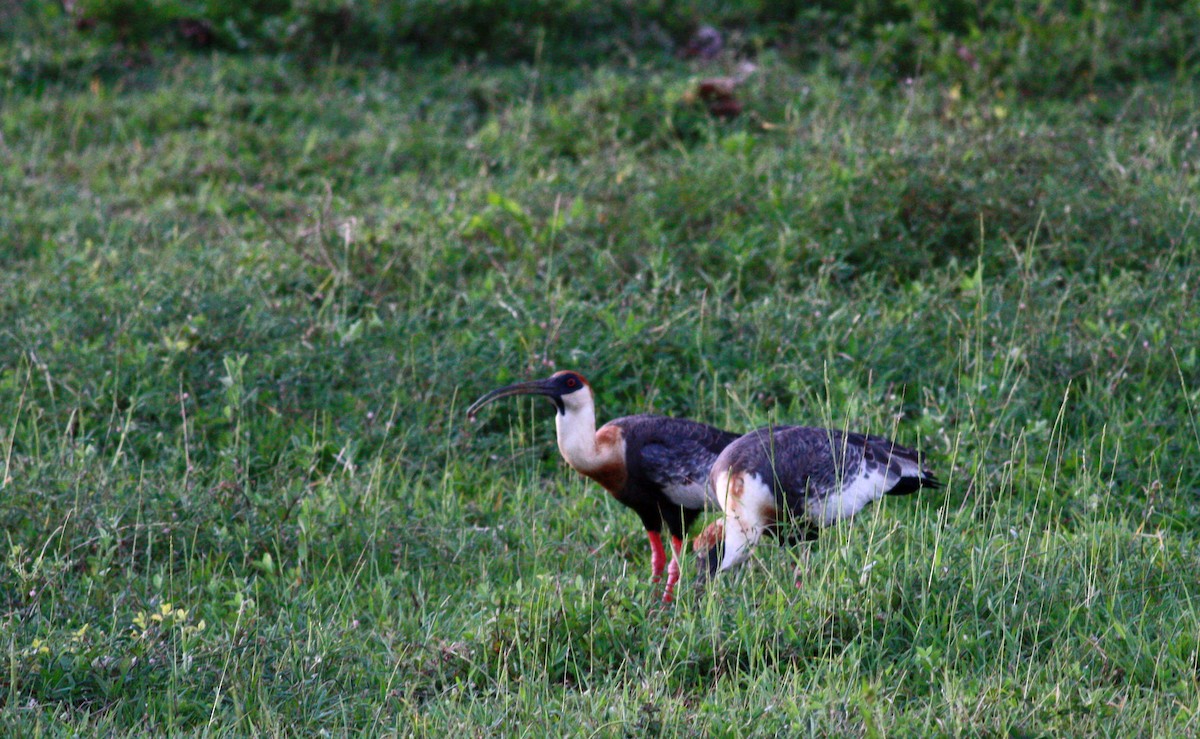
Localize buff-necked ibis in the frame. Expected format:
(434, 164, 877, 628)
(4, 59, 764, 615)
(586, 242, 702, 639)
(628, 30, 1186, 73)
(696, 425, 939, 581)
(467, 370, 740, 601)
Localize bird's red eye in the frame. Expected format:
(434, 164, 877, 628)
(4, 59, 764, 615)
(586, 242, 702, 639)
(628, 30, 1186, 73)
(566, 378, 577, 387)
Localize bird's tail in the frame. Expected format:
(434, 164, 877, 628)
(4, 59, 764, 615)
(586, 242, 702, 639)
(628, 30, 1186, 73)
(886, 468, 941, 496)
(860, 434, 940, 497)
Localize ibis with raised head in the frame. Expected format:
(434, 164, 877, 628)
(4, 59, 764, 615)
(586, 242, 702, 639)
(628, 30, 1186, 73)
(467, 370, 740, 601)
(696, 425, 940, 581)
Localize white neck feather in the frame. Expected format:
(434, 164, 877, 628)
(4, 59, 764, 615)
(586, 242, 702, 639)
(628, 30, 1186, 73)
(554, 389, 603, 472)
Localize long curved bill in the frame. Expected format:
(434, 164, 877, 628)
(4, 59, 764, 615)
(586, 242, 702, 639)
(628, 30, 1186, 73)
(466, 378, 560, 419)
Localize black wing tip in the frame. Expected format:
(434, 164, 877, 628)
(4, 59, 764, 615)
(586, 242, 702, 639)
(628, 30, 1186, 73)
(885, 471, 942, 496)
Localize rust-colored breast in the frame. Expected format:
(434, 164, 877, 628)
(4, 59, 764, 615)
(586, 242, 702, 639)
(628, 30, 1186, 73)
(729, 473, 745, 500)
(693, 519, 725, 551)
(758, 500, 779, 527)
(584, 425, 628, 495)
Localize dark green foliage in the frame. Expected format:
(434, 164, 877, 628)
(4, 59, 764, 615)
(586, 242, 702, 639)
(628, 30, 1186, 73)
(2, 9, 1200, 736)
(5, 1, 1198, 97)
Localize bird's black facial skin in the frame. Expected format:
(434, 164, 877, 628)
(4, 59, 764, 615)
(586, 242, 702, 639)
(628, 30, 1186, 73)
(553, 372, 584, 396)
(695, 539, 723, 583)
(466, 372, 586, 418)
(705, 542, 723, 577)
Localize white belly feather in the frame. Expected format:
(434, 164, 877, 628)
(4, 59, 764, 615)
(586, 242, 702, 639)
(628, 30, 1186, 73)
(810, 461, 897, 526)
(662, 481, 713, 510)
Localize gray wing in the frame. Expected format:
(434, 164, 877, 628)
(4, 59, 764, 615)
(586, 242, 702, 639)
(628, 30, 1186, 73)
(639, 437, 723, 489)
(615, 415, 740, 510)
(772, 427, 864, 498)
(719, 426, 936, 518)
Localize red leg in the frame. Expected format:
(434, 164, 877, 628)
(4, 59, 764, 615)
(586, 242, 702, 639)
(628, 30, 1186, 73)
(662, 536, 684, 603)
(647, 530, 667, 582)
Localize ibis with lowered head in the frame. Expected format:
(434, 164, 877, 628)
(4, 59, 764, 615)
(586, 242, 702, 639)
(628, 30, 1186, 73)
(695, 425, 940, 581)
(467, 370, 740, 602)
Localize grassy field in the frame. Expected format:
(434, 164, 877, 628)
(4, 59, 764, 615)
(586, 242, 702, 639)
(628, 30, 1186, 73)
(3, 3, 1200, 735)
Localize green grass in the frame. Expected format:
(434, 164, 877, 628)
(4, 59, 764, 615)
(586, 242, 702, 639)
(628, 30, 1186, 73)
(3, 7, 1200, 735)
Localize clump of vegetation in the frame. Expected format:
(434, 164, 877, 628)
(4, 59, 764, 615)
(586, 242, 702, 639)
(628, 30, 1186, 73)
(5, 1, 1198, 95)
